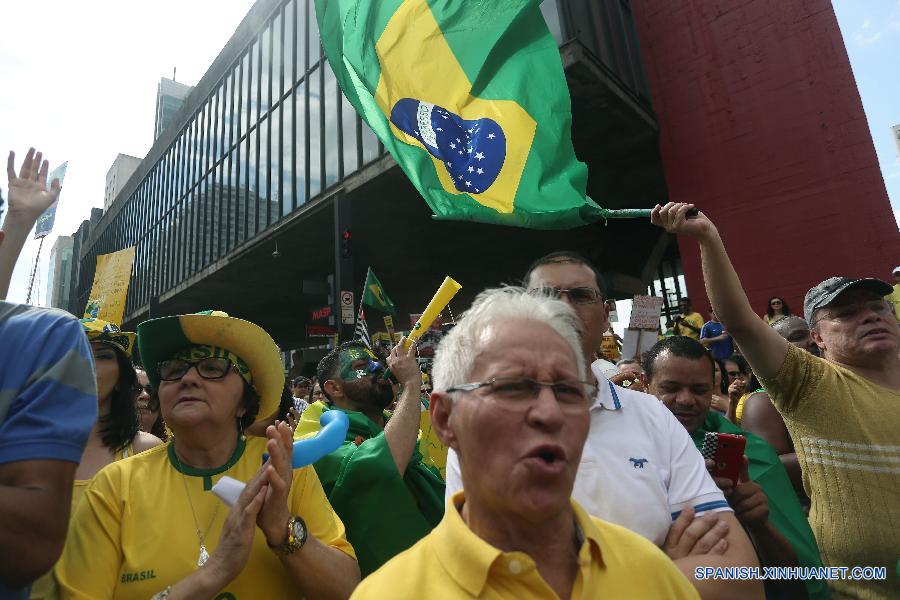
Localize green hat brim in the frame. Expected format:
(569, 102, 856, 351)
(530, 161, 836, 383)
(137, 313, 282, 424)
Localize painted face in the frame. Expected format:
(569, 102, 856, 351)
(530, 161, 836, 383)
(337, 346, 394, 410)
(338, 347, 384, 381)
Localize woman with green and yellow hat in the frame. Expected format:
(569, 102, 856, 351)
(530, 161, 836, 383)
(75, 318, 162, 477)
(30, 318, 161, 600)
(55, 311, 359, 599)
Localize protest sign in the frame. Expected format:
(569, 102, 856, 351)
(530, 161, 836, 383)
(83, 246, 136, 325)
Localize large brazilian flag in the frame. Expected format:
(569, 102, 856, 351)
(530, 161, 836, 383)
(314, 0, 608, 229)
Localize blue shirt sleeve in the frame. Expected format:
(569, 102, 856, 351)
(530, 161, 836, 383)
(0, 305, 97, 465)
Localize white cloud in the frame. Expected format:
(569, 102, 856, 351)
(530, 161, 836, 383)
(0, 0, 256, 305)
(854, 30, 882, 46)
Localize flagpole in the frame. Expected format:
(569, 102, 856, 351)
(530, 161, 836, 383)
(25, 237, 46, 305)
(352, 267, 371, 347)
(597, 207, 699, 220)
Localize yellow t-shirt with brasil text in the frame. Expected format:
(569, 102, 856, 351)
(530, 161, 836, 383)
(759, 344, 900, 600)
(55, 437, 355, 599)
(350, 492, 699, 600)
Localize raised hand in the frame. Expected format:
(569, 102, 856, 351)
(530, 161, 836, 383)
(388, 336, 421, 387)
(7, 148, 61, 218)
(650, 202, 716, 241)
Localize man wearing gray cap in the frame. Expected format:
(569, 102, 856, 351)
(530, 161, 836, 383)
(653, 202, 900, 600)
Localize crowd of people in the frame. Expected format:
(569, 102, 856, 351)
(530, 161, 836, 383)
(1, 146, 898, 600)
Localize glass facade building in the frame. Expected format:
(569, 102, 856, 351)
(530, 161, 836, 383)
(75, 0, 656, 336)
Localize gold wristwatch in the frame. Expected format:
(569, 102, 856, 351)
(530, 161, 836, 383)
(270, 515, 308, 555)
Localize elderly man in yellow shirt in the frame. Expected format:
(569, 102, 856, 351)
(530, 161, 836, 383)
(351, 288, 701, 600)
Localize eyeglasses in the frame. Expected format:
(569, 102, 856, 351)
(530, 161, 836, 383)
(770, 301, 783, 305)
(814, 300, 892, 324)
(158, 357, 234, 381)
(131, 384, 153, 394)
(446, 376, 597, 411)
(529, 286, 602, 305)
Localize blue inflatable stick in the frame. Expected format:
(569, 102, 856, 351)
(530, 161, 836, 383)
(217, 412, 351, 508)
(291, 410, 350, 468)
(262, 410, 350, 468)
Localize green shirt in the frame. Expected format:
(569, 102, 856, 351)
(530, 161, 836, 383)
(691, 412, 828, 600)
(310, 403, 446, 576)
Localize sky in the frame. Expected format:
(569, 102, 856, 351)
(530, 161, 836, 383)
(1, 1, 898, 311)
(0, 0, 257, 304)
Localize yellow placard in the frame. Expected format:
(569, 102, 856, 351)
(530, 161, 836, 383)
(383, 315, 397, 344)
(83, 247, 136, 325)
(601, 333, 621, 361)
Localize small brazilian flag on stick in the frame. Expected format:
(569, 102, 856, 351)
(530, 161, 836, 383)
(361, 267, 395, 314)
(314, 0, 617, 230)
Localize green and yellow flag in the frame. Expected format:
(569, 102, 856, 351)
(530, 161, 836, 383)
(314, 0, 606, 229)
(361, 267, 395, 313)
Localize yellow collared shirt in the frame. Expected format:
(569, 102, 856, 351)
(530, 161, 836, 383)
(351, 492, 698, 599)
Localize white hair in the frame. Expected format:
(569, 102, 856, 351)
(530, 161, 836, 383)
(432, 286, 585, 392)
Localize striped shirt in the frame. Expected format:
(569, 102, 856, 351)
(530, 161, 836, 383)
(759, 343, 900, 600)
(0, 302, 97, 465)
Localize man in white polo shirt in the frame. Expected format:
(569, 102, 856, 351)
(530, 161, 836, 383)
(446, 252, 761, 598)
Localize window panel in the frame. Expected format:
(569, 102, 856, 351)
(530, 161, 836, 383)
(323, 60, 339, 187)
(341, 91, 359, 175)
(308, 65, 321, 197)
(361, 120, 379, 165)
(234, 142, 247, 245)
(295, 79, 307, 208)
(261, 25, 272, 117)
(258, 115, 269, 229)
(248, 126, 258, 235)
(308, 0, 320, 66)
(213, 88, 221, 164)
(241, 52, 251, 137)
(223, 148, 235, 251)
(272, 12, 283, 104)
(248, 41, 259, 128)
(269, 105, 281, 221)
(283, 90, 295, 214)
(284, 0, 296, 95)
(223, 75, 232, 154)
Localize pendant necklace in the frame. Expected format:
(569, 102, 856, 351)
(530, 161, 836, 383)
(176, 453, 221, 567)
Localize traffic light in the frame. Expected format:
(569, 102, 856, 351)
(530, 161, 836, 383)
(341, 228, 352, 259)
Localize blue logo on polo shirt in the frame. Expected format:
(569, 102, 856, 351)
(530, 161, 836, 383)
(629, 457, 648, 469)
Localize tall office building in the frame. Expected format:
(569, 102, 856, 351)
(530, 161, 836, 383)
(104, 154, 142, 210)
(154, 77, 194, 140)
(46, 235, 74, 310)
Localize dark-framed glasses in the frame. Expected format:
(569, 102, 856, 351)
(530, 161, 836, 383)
(131, 384, 153, 395)
(158, 357, 233, 381)
(529, 286, 602, 305)
(447, 376, 597, 410)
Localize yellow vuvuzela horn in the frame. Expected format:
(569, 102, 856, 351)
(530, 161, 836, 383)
(403, 276, 462, 351)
